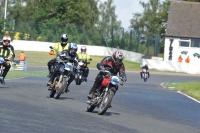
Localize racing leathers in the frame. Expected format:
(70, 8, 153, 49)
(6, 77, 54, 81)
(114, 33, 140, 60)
(87, 56, 127, 99)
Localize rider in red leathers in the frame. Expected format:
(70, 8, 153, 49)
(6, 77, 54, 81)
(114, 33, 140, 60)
(87, 50, 127, 99)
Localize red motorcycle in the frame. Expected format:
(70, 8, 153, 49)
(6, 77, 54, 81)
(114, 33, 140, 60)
(86, 70, 122, 115)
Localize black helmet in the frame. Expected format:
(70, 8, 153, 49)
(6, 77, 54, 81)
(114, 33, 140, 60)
(60, 34, 68, 47)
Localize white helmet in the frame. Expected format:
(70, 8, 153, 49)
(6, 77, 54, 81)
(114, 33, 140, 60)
(3, 35, 11, 47)
(81, 46, 87, 54)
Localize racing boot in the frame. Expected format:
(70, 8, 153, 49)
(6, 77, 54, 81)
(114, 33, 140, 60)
(87, 92, 94, 100)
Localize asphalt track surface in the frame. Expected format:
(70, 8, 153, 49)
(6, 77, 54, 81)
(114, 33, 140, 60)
(0, 67, 200, 133)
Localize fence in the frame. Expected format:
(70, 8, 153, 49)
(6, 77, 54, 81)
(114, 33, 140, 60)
(2, 21, 161, 56)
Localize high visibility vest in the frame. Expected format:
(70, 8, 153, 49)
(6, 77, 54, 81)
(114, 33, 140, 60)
(77, 52, 91, 62)
(178, 57, 183, 62)
(19, 53, 26, 61)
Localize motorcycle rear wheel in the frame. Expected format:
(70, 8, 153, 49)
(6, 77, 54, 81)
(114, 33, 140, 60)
(98, 90, 114, 115)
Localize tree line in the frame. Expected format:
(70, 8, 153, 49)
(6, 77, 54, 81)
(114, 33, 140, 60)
(0, 0, 198, 55)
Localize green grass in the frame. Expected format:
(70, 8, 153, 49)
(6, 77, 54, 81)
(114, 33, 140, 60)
(14, 50, 141, 71)
(166, 82, 200, 101)
(7, 70, 48, 79)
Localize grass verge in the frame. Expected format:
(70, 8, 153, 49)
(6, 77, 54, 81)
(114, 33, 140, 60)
(14, 50, 141, 71)
(7, 70, 48, 79)
(165, 82, 200, 101)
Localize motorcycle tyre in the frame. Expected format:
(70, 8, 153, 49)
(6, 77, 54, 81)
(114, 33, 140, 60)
(76, 73, 82, 85)
(86, 105, 95, 112)
(98, 90, 114, 115)
(49, 89, 56, 98)
(55, 77, 67, 99)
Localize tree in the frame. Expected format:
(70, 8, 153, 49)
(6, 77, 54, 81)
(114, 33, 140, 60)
(130, 0, 170, 54)
(98, 0, 121, 47)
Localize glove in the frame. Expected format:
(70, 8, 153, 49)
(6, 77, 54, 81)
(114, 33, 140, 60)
(121, 77, 127, 82)
(120, 81, 124, 86)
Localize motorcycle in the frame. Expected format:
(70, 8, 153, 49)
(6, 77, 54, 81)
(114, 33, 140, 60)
(48, 46, 73, 99)
(75, 58, 92, 85)
(86, 70, 122, 115)
(0, 56, 5, 84)
(141, 69, 148, 82)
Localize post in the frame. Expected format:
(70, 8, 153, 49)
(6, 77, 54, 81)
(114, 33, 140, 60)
(121, 28, 124, 49)
(4, 0, 7, 30)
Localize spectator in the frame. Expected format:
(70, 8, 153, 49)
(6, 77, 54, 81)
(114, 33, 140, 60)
(178, 55, 183, 62)
(185, 56, 190, 63)
(18, 51, 26, 61)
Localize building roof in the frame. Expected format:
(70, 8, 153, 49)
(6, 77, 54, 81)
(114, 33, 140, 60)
(165, 1, 200, 38)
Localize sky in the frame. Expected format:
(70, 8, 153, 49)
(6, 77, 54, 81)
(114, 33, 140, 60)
(99, 0, 151, 29)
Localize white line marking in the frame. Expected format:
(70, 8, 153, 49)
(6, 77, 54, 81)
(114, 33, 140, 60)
(160, 82, 166, 88)
(177, 91, 200, 104)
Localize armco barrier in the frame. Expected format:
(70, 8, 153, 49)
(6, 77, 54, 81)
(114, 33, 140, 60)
(11, 40, 144, 63)
(11, 40, 200, 74)
(141, 58, 200, 74)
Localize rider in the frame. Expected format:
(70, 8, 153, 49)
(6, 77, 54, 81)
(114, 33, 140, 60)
(77, 46, 91, 82)
(0, 35, 14, 84)
(0, 35, 15, 59)
(140, 64, 150, 78)
(47, 34, 69, 78)
(48, 43, 79, 92)
(87, 50, 127, 99)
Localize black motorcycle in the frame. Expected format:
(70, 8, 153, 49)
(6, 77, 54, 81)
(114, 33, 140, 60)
(48, 46, 73, 99)
(141, 69, 148, 82)
(86, 70, 122, 115)
(75, 58, 92, 85)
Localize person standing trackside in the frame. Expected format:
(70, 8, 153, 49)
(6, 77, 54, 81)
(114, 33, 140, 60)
(18, 51, 26, 61)
(178, 55, 183, 63)
(185, 56, 190, 63)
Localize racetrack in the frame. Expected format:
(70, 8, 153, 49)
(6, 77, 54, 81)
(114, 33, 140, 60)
(0, 68, 200, 133)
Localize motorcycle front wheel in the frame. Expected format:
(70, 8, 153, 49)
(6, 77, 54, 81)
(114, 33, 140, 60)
(86, 105, 95, 112)
(75, 73, 82, 85)
(55, 77, 67, 99)
(98, 90, 114, 115)
(49, 89, 56, 98)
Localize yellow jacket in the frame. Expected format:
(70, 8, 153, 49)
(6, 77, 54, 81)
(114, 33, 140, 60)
(49, 43, 69, 55)
(53, 42, 69, 52)
(77, 52, 91, 62)
(0, 46, 13, 59)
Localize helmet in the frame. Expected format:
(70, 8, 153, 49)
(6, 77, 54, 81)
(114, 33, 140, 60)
(68, 43, 78, 56)
(81, 46, 87, 54)
(112, 50, 124, 65)
(3, 35, 11, 47)
(60, 34, 68, 46)
(145, 64, 148, 67)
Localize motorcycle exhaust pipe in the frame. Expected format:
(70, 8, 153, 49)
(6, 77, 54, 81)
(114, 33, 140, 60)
(0, 76, 3, 81)
(86, 100, 92, 104)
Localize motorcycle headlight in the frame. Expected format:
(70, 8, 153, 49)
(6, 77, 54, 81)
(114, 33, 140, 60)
(78, 62, 84, 66)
